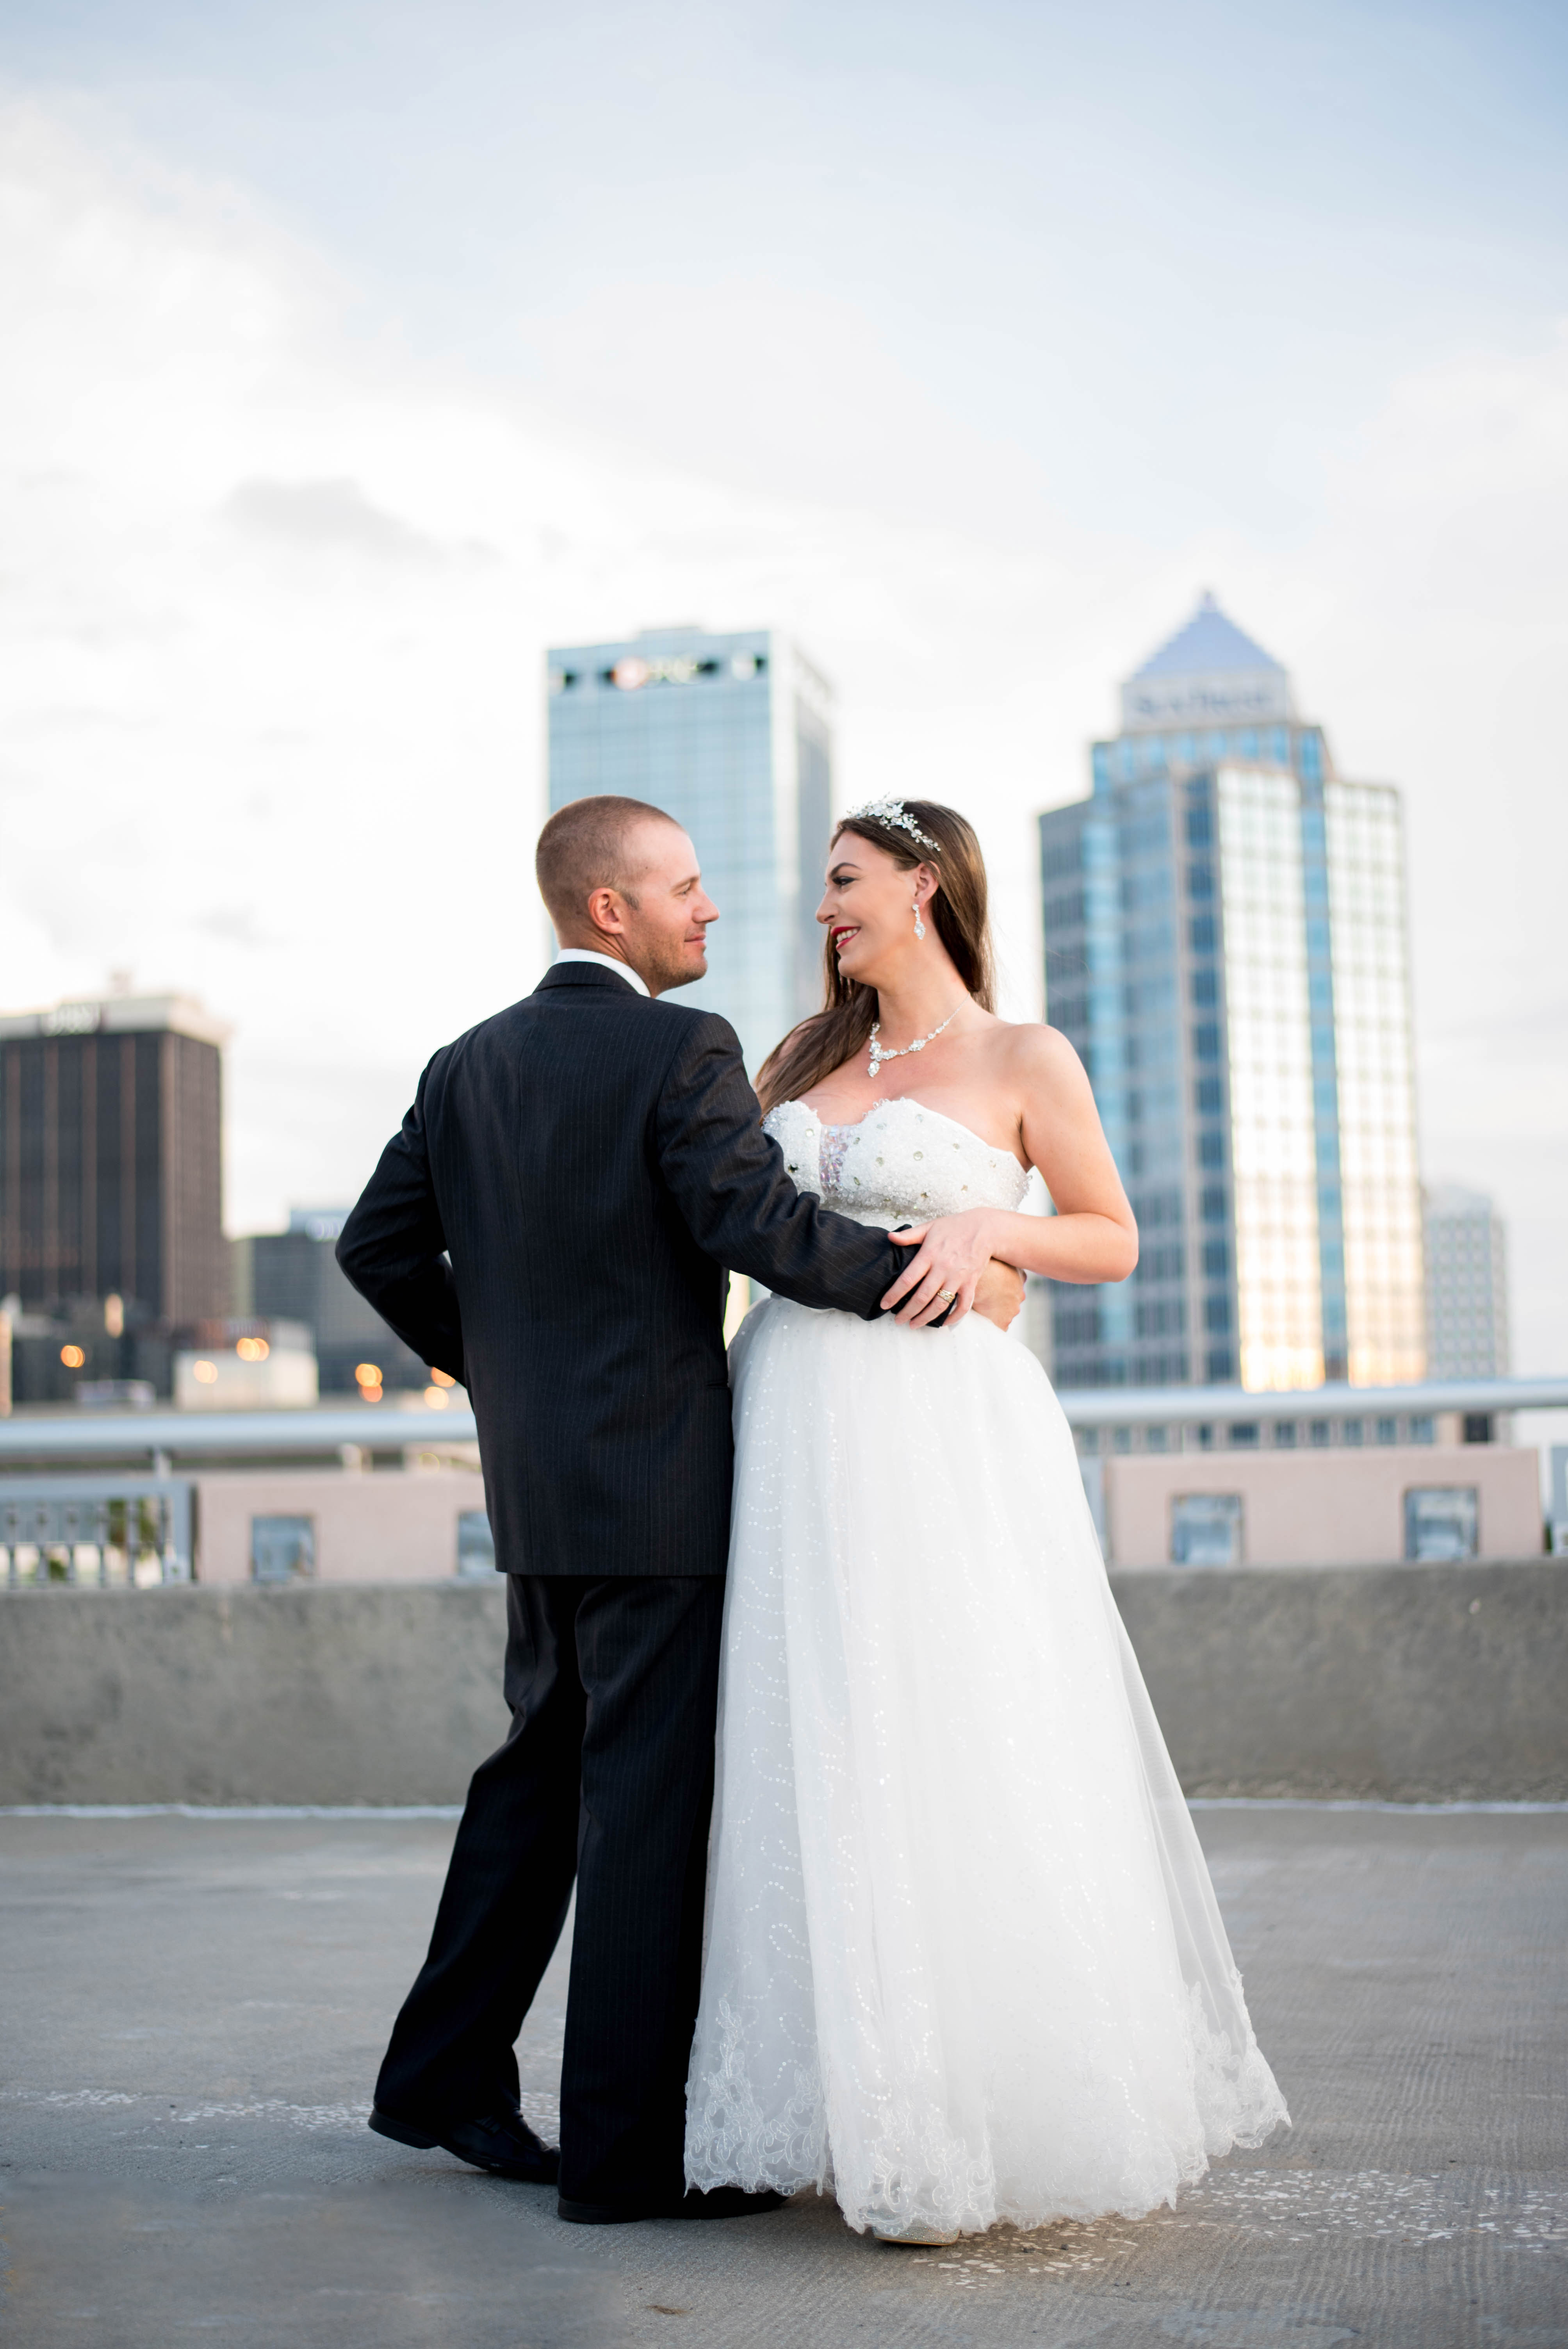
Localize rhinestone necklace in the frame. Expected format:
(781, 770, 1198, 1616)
(867, 1008, 959, 1080)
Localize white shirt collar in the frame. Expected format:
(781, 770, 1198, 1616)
(553, 948, 651, 998)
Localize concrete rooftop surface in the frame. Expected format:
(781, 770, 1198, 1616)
(1, 1806, 1564, 2349)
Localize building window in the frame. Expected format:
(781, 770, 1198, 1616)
(1190, 968, 1218, 1007)
(1275, 1422, 1297, 1447)
(1187, 864, 1214, 902)
(1199, 1131, 1225, 1168)
(1205, 1346, 1235, 1381)
(1194, 1076, 1223, 1115)
(1376, 1418, 1398, 1445)
(1055, 1305, 1100, 1347)
(1409, 1416, 1435, 1445)
(1342, 1420, 1363, 1446)
(1310, 1421, 1331, 1447)
(456, 1510, 495, 1579)
(1171, 1493, 1243, 1568)
(251, 1515, 315, 1585)
(1192, 1022, 1221, 1062)
(1204, 1292, 1231, 1330)
(1404, 1487, 1478, 1562)
(1230, 1423, 1259, 1447)
(1184, 804, 1213, 848)
(1201, 1187, 1227, 1223)
(1189, 915, 1216, 954)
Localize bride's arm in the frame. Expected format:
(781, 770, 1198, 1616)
(885, 1027, 1137, 1324)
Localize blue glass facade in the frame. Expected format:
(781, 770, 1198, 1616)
(1041, 600, 1423, 1393)
(547, 627, 833, 1072)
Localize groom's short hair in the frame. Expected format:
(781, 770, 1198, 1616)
(536, 795, 680, 929)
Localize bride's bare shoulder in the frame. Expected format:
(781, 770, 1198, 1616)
(990, 1018, 1092, 1093)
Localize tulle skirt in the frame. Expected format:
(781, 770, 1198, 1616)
(684, 1294, 1288, 2237)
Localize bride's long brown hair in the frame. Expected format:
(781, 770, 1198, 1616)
(755, 799, 996, 1114)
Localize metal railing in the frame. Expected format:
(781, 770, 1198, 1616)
(1056, 1374, 1568, 1430)
(0, 1377, 1564, 1471)
(0, 1476, 194, 1588)
(0, 1403, 478, 1465)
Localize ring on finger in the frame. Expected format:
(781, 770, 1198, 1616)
(936, 1287, 957, 1303)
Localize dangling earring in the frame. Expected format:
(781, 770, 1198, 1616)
(912, 897, 927, 941)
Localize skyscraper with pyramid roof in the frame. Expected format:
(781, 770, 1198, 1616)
(1039, 594, 1426, 1397)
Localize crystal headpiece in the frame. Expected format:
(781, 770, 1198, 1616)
(840, 796, 941, 854)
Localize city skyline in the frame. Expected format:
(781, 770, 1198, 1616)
(0, 6, 1561, 1381)
(0, 572, 1526, 1408)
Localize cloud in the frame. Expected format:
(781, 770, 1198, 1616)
(193, 905, 269, 949)
(222, 476, 447, 563)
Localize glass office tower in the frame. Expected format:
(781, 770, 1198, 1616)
(1039, 593, 1426, 1392)
(547, 626, 834, 1072)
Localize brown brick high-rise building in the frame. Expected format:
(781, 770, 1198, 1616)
(0, 992, 229, 1323)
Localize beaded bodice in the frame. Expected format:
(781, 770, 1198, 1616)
(765, 1096, 1031, 1227)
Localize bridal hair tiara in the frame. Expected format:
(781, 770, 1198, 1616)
(840, 797, 942, 854)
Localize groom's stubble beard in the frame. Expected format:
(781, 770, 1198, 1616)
(614, 895, 711, 996)
(638, 932, 711, 995)
(614, 897, 711, 996)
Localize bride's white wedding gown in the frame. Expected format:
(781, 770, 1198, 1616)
(684, 1095, 1288, 2238)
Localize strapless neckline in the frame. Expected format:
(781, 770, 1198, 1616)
(790, 1094, 1028, 1174)
(767, 1094, 1031, 1224)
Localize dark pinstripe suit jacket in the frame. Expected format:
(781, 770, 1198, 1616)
(336, 961, 906, 1578)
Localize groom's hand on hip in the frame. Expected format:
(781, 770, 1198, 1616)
(973, 1257, 1027, 1331)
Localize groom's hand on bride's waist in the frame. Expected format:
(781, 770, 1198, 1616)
(882, 1217, 1025, 1332)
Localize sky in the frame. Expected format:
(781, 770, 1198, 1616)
(0, 0, 1565, 1371)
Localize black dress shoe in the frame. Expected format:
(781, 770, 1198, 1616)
(557, 2185, 787, 2226)
(369, 2103, 559, 2183)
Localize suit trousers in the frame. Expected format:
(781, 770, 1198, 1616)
(373, 1572, 726, 2206)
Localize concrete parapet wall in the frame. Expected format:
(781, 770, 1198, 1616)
(0, 1582, 509, 1807)
(1, 1563, 1563, 1806)
(1111, 1560, 1566, 1800)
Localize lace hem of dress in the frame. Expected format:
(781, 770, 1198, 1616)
(684, 1981, 1289, 2237)
(684, 1998, 831, 2196)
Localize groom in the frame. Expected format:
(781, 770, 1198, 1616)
(337, 793, 1021, 2224)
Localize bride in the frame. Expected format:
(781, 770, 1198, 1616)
(684, 795, 1288, 2243)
